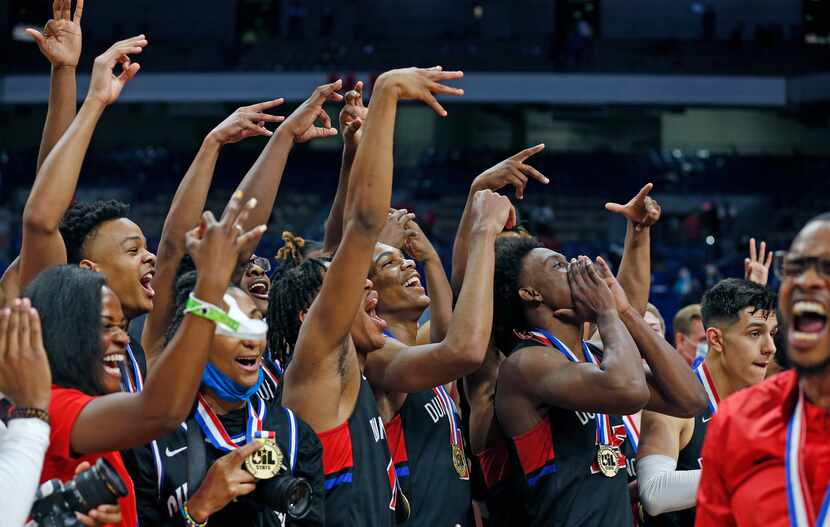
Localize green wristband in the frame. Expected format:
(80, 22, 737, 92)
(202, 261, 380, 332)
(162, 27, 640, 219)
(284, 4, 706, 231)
(184, 293, 239, 331)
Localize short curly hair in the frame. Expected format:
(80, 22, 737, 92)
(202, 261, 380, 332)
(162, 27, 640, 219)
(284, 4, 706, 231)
(493, 236, 543, 355)
(59, 200, 130, 264)
(701, 278, 777, 330)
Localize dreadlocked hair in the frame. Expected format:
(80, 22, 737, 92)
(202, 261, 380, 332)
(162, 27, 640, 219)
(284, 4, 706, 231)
(267, 257, 327, 367)
(493, 236, 543, 356)
(276, 231, 306, 266)
(59, 200, 130, 263)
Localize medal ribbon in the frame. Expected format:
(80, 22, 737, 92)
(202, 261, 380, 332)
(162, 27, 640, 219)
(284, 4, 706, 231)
(434, 384, 468, 479)
(195, 393, 268, 452)
(621, 414, 639, 454)
(529, 329, 613, 446)
(120, 344, 145, 394)
(786, 387, 830, 527)
(693, 362, 720, 416)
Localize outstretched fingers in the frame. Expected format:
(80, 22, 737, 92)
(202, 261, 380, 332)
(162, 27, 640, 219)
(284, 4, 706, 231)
(247, 98, 284, 113)
(73, 0, 84, 23)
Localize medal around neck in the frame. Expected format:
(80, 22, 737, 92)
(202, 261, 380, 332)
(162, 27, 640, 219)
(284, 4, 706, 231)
(452, 445, 468, 478)
(596, 445, 620, 478)
(245, 438, 284, 480)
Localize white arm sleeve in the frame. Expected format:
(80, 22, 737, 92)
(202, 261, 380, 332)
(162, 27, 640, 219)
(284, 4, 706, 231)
(637, 454, 701, 517)
(0, 418, 50, 527)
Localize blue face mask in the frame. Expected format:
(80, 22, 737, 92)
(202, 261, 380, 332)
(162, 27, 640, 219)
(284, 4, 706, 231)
(201, 361, 263, 402)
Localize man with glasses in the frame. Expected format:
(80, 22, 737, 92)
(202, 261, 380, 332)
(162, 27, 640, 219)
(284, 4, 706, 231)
(696, 212, 830, 526)
(636, 278, 777, 526)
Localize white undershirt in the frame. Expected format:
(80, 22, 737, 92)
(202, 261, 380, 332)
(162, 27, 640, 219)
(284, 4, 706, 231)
(0, 418, 50, 527)
(637, 454, 701, 516)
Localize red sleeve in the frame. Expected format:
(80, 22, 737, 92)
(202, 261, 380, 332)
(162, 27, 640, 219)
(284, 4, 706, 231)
(695, 408, 737, 527)
(48, 387, 94, 462)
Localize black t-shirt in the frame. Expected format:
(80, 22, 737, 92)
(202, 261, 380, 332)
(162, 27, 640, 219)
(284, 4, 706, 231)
(386, 388, 472, 526)
(128, 395, 325, 526)
(317, 376, 396, 527)
(504, 338, 634, 527)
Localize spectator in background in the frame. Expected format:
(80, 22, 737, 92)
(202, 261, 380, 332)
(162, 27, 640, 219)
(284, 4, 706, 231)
(645, 303, 666, 337)
(674, 304, 707, 365)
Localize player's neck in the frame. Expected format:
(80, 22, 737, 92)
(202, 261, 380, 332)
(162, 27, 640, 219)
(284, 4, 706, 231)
(383, 313, 419, 346)
(534, 316, 583, 358)
(201, 387, 246, 415)
(801, 369, 830, 410)
(703, 354, 742, 399)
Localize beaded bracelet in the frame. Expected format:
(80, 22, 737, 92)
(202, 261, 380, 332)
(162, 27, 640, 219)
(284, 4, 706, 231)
(9, 407, 50, 425)
(181, 502, 208, 527)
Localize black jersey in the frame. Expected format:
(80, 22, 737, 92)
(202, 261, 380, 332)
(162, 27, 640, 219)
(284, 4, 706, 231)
(318, 376, 396, 527)
(504, 336, 633, 527)
(385, 388, 472, 527)
(129, 394, 325, 526)
(474, 433, 531, 526)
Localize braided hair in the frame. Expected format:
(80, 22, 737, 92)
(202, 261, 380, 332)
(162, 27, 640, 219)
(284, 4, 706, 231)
(59, 200, 130, 263)
(493, 236, 543, 355)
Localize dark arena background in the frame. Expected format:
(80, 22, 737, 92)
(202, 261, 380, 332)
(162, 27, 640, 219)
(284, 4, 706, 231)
(2, 0, 829, 336)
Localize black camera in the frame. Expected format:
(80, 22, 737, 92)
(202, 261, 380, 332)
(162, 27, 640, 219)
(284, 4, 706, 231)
(256, 474, 312, 520)
(30, 458, 127, 527)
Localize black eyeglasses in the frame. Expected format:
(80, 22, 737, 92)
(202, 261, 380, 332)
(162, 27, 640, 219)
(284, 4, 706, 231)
(243, 255, 272, 274)
(773, 251, 830, 280)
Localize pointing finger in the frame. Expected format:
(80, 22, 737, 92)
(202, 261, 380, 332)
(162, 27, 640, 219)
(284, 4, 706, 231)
(511, 143, 546, 162)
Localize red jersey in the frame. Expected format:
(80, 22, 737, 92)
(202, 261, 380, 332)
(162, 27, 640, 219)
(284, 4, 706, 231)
(696, 370, 830, 527)
(41, 387, 137, 527)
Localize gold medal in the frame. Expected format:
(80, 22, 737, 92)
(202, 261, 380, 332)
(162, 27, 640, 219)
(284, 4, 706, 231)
(244, 438, 284, 480)
(596, 444, 620, 478)
(452, 445, 468, 478)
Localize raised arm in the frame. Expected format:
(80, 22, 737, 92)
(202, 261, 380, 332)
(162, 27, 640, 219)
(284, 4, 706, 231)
(19, 36, 148, 288)
(285, 68, 463, 427)
(404, 218, 453, 342)
(323, 81, 366, 254)
(69, 194, 267, 454)
(595, 258, 707, 417)
(365, 190, 513, 393)
(229, 80, 343, 242)
(450, 145, 547, 292)
(141, 102, 285, 364)
(501, 258, 650, 415)
(605, 183, 661, 315)
(744, 238, 773, 286)
(27, 0, 83, 172)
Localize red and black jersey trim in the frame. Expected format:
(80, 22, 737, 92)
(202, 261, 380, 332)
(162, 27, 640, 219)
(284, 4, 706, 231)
(318, 419, 355, 491)
(512, 416, 557, 487)
(475, 435, 513, 490)
(385, 415, 410, 479)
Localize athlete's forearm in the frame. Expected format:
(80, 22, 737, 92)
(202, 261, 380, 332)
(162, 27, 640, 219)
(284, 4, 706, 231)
(450, 188, 477, 293)
(323, 145, 356, 254)
(423, 251, 453, 342)
(638, 454, 700, 516)
(37, 65, 77, 172)
(619, 306, 707, 417)
(594, 311, 649, 400)
(617, 220, 650, 315)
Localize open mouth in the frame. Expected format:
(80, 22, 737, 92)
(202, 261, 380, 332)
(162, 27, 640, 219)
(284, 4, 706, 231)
(248, 279, 270, 300)
(365, 292, 388, 331)
(234, 354, 262, 372)
(140, 271, 156, 299)
(791, 300, 827, 345)
(402, 274, 422, 289)
(102, 353, 125, 378)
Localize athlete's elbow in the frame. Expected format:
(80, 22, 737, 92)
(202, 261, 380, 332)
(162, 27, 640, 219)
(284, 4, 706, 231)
(640, 492, 670, 517)
(608, 379, 650, 414)
(22, 206, 59, 234)
(446, 338, 487, 375)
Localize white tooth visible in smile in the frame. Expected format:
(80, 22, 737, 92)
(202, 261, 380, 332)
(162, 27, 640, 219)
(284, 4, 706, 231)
(793, 301, 827, 316)
(793, 330, 820, 341)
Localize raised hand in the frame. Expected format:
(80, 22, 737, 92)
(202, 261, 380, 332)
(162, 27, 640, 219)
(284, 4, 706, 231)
(594, 257, 633, 313)
(471, 144, 549, 200)
(470, 189, 516, 235)
(207, 99, 285, 145)
(568, 256, 617, 322)
(0, 299, 51, 411)
(403, 218, 439, 263)
(375, 66, 464, 116)
(605, 183, 662, 231)
(185, 441, 262, 522)
(185, 192, 267, 288)
(282, 79, 344, 143)
(85, 35, 148, 106)
(72, 462, 123, 527)
(744, 238, 773, 286)
(378, 208, 416, 249)
(26, 0, 83, 69)
(339, 81, 367, 149)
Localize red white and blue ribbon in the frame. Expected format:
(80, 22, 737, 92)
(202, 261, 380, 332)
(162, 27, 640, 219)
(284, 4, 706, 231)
(786, 387, 830, 527)
(434, 384, 469, 480)
(195, 393, 269, 452)
(529, 329, 613, 446)
(693, 362, 720, 416)
(119, 344, 144, 394)
(621, 414, 639, 454)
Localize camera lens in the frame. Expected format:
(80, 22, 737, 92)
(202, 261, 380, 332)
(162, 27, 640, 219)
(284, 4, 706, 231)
(257, 475, 312, 520)
(66, 458, 128, 512)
